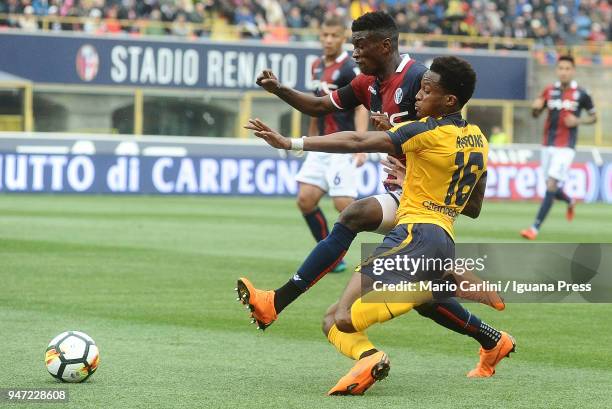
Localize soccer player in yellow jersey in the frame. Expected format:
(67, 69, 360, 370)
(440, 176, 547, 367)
(246, 56, 515, 395)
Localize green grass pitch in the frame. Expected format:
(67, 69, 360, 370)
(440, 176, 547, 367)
(1, 195, 611, 408)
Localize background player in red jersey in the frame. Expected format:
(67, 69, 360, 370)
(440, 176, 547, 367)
(295, 15, 369, 273)
(521, 55, 597, 240)
(237, 12, 508, 371)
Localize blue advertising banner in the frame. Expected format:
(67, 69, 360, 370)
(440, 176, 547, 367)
(0, 152, 388, 196)
(0, 32, 529, 99)
(1, 149, 612, 202)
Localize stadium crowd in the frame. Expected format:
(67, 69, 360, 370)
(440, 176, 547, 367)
(0, 0, 610, 45)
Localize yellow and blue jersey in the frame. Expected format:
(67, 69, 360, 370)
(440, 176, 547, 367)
(386, 112, 488, 239)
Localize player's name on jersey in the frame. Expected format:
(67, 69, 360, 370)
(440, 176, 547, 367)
(456, 134, 485, 149)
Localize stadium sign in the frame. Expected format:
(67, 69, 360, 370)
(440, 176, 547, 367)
(0, 153, 387, 197)
(0, 32, 529, 99)
(486, 162, 600, 202)
(0, 135, 611, 201)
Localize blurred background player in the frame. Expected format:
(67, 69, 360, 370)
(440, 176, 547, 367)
(295, 15, 369, 273)
(521, 55, 597, 240)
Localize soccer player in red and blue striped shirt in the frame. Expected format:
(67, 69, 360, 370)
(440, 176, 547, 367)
(521, 55, 597, 240)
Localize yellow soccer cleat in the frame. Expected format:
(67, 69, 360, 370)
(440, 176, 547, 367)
(467, 331, 516, 378)
(327, 351, 390, 396)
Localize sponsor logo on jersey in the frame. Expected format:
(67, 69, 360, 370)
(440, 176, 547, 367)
(547, 99, 579, 111)
(422, 201, 459, 218)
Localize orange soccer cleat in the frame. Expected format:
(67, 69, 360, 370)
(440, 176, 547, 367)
(327, 351, 390, 396)
(566, 200, 576, 222)
(467, 331, 516, 378)
(520, 227, 538, 240)
(235, 277, 277, 330)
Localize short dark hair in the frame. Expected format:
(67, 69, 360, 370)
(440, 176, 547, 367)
(323, 14, 346, 28)
(429, 56, 476, 108)
(557, 55, 575, 66)
(351, 11, 398, 46)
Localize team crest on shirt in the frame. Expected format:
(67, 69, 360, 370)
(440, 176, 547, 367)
(368, 85, 377, 95)
(394, 88, 403, 104)
(332, 70, 340, 81)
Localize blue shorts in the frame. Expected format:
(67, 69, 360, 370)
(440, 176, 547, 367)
(360, 223, 455, 285)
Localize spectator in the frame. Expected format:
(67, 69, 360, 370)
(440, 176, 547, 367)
(18, 5, 38, 31)
(286, 6, 304, 30)
(143, 8, 165, 36)
(1, 0, 609, 47)
(171, 12, 192, 37)
(101, 5, 122, 34)
(83, 8, 102, 34)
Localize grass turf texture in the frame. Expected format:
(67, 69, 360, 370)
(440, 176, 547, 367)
(1, 195, 611, 409)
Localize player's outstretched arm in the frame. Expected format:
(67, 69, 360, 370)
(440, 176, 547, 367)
(245, 118, 396, 154)
(461, 172, 487, 219)
(256, 70, 336, 117)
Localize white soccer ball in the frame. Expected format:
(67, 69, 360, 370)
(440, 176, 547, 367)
(45, 331, 99, 383)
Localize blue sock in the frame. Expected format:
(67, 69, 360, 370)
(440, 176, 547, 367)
(534, 190, 555, 230)
(303, 207, 329, 242)
(555, 188, 571, 204)
(274, 223, 356, 313)
(415, 300, 501, 350)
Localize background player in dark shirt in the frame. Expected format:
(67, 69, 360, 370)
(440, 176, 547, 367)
(295, 15, 368, 273)
(521, 55, 597, 240)
(237, 12, 507, 374)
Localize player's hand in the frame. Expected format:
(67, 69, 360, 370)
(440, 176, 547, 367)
(380, 155, 406, 187)
(531, 97, 545, 118)
(256, 70, 281, 94)
(531, 98, 545, 110)
(564, 113, 579, 128)
(370, 112, 392, 131)
(244, 118, 291, 150)
(352, 153, 367, 167)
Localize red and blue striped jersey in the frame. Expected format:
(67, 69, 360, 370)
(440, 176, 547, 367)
(311, 51, 360, 134)
(541, 80, 595, 149)
(329, 55, 428, 189)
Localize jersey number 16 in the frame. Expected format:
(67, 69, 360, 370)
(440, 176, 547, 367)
(444, 152, 484, 206)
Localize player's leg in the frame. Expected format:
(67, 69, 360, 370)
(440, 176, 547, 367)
(323, 271, 393, 395)
(331, 196, 354, 213)
(295, 152, 331, 243)
(326, 154, 360, 273)
(236, 194, 391, 330)
(358, 224, 515, 378)
(552, 148, 577, 221)
(273, 195, 388, 310)
(323, 224, 448, 395)
(522, 147, 575, 239)
(327, 195, 354, 273)
(411, 299, 516, 377)
(296, 183, 328, 242)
